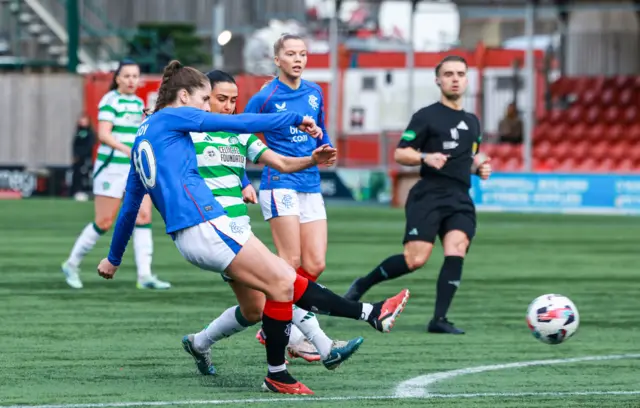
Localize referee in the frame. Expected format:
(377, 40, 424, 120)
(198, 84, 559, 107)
(345, 56, 492, 334)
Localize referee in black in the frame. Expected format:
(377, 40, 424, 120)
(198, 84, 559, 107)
(345, 56, 492, 334)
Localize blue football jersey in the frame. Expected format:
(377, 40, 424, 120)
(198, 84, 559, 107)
(107, 106, 304, 266)
(244, 78, 331, 193)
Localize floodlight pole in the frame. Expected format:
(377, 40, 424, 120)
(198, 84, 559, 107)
(407, 0, 419, 119)
(328, 0, 343, 144)
(212, 0, 225, 70)
(523, 0, 537, 172)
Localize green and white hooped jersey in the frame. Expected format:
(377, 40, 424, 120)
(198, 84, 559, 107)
(94, 90, 144, 174)
(191, 131, 268, 219)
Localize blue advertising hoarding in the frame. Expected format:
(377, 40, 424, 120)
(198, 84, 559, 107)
(470, 173, 640, 215)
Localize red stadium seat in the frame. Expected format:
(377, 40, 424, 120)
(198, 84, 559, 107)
(602, 106, 620, 124)
(629, 145, 640, 162)
(575, 157, 598, 172)
(547, 123, 569, 144)
(616, 158, 635, 172)
(567, 123, 588, 143)
(578, 89, 598, 107)
(534, 141, 552, 159)
(626, 124, 640, 142)
(534, 122, 551, 142)
(607, 124, 624, 143)
(623, 106, 639, 125)
(547, 109, 564, 124)
(614, 75, 634, 90)
(555, 157, 578, 172)
(600, 88, 617, 106)
(565, 105, 583, 125)
(502, 157, 522, 171)
(590, 140, 610, 161)
(585, 106, 601, 125)
(570, 141, 590, 160)
(618, 88, 636, 106)
(595, 158, 616, 172)
(492, 143, 513, 160)
(585, 123, 606, 143)
(534, 157, 558, 172)
(552, 141, 572, 160)
(609, 141, 630, 161)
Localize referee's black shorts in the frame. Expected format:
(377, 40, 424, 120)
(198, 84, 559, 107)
(403, 184, 476, 245)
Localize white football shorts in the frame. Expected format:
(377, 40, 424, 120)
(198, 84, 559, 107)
(259, 188, 327, 223)
(173, 215, 252, 274)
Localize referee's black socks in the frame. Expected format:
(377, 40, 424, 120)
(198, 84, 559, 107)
(362, 254, 414, 288)
(434, 256, 464, 318)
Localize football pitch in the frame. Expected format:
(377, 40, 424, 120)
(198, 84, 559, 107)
(2, 199, 639, 408)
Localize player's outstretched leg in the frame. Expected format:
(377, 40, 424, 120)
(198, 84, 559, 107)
(344, 254, 415, 302)
(292, 274, 410, 333)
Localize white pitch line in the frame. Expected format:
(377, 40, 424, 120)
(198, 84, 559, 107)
(5, 354, 640, 408)
(394, 353, 640, 398)
(4, 390, 640, 408)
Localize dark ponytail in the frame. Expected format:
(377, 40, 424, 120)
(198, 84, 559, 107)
(153, 60, 209, 113)
(109, 59, 138, 91)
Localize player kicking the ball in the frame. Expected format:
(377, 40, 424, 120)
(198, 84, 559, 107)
(97, 60, 410, 395)
(345, 56, 491, 335)
(181, 69, 363, 375)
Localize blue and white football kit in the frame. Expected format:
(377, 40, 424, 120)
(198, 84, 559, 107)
(106, 106, 304, 273)
(244, 78, 331, 223)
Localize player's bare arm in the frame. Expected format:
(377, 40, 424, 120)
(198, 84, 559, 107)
(259, 145, 337, 173)
(98, 121, 132, 157)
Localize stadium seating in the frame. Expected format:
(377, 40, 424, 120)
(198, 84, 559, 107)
(489, 75, 640, 172)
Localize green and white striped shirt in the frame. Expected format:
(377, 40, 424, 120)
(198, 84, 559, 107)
(191, 131, 269, 219)
(95, 90, 144, 172)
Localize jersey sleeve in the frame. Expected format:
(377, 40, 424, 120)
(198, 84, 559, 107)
(240, 173, 251, 189)
(397, 110, 429, 150)
(107, 166, 146, 266)
(97, 93, 117, 123)
(316, 90, 332, 147)
(200, 111, 303, 134)
(245, 134, 269, 163)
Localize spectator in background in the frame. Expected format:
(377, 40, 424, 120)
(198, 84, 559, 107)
(70, 112, 95, 201)
(498, 103, 523, 144)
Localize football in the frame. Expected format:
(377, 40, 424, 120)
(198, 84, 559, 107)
(526, 294, 579, 344)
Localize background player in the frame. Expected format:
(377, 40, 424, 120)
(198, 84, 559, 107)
(345, 56, 491, 335)
(97, 60, 409, 395)
(182, 69, 362, 374)
(61, 59, 170, 290)
(243, 34, 334, 357)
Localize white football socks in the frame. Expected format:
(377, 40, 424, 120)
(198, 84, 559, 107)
(194, 306, 252, 351)
(133, 226, 153, 280)
(291, 305, 333, 359)
(66, 223, 103, 268)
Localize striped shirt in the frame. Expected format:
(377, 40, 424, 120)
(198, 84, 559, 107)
(95, 90, 144, 172)
(191, 131, 268, 219)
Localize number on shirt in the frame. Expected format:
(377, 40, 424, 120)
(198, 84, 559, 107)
(133, 140, 157, 189)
